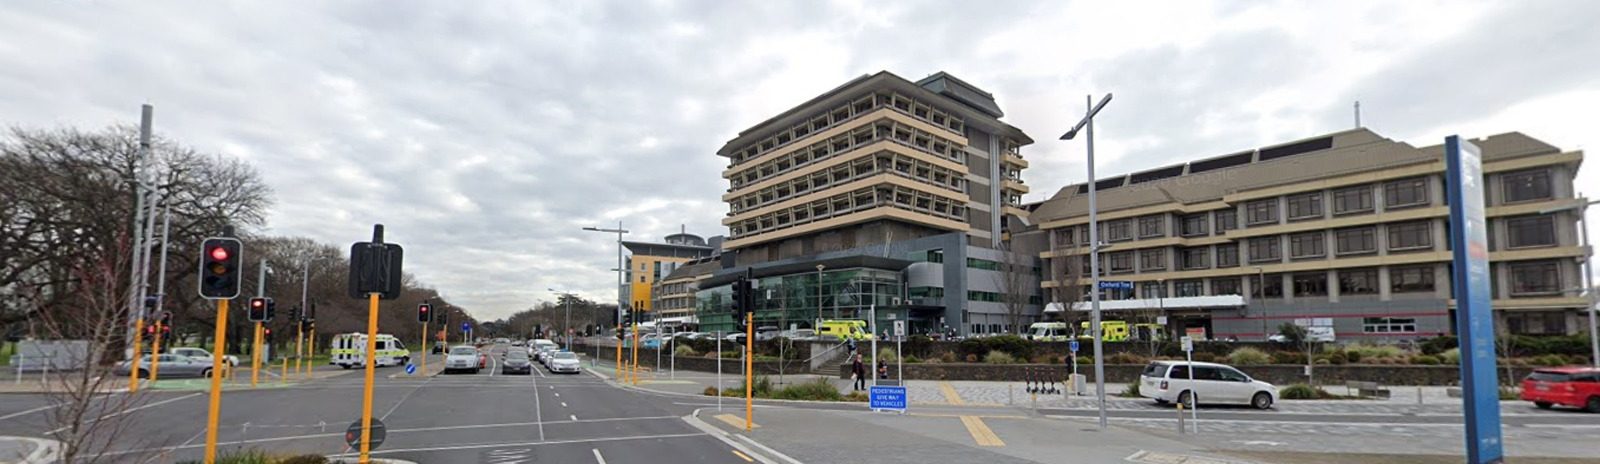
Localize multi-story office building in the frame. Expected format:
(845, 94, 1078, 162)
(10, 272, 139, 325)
(623, 232, 717, 320)
(652, 257, 719, 322)
(1029, 128, 1589, 341)
(697, 71, 1043, 336)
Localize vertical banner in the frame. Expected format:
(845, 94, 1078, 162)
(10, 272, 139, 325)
(1445, 135, 1504, 464)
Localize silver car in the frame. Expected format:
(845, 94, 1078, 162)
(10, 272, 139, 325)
(114, 354, 215, 378)
(443, 346, 481, 374)
(547, 351, 581, 374)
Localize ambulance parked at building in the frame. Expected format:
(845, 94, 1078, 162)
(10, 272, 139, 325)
(330, 333, 410, 369)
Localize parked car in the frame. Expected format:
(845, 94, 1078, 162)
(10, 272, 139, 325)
(1521, 367, 1600, 413)
(168, 347, 239, 367)
(443, 346, 481, 374)
(724, 333, 746, 343)
(778, 329, 816, 341)
(547, 351, 581, 374)
(753, 326, 781, 342)
(511, 340, 526, 347)
(673, 331, 700, 340)
(1139, 361, 1277, 410)
(114, 354, 215, 378)
(501, 350, 533, 375)
(531, 339, 558, 361)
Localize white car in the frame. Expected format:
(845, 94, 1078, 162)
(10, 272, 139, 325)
(546, 351, 581, 374)
(169, 347, 239, 367)
(443, 346, 482, 374)
(1139, 361, 1277, 410)
(530, 339, 558, 361)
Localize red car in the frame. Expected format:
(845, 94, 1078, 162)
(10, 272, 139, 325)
(477, 352, 489, 370)
(1520, 366, 1600, 412)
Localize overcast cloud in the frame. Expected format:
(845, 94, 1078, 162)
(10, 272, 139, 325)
(3, 0, 1596, 320)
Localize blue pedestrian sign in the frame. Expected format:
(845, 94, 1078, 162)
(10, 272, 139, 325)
(869, 385, 907, 412)
(404, 363, 416, 375)
(1069, 340, 1080, 353)
(462, 322, 470, 332)
(1097, 280, 1132, 290)
(1446, 135, 1503, 464)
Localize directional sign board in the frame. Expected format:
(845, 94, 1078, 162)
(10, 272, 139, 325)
(1446, 135, 1503, 464)
(869, 385, 907, 413)
(892, 320, 905, 338)
(404, 363, 416, 375)
(1069, 340, 1080, 353)
(1097, 280, 1133, 290)
(345, 418, 386, 450)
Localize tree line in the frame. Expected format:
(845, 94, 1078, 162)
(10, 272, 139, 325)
(1, 125, 474, 357)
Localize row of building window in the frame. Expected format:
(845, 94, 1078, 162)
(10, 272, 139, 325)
(729, 91, 967, 168)
(730, 119, 969, 192)
(1060, 168, 1556, 245)
(1075, 260, 1566, 300)
(730, 149, 967, 214)
(729, 184, 968, 238)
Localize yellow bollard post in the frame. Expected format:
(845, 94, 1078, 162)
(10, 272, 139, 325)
(630, 324, 640, 385)
(150, 321, 164, 384)
(203, 300, 230, 464)
(614, 325, 622, 382)
(358, 293, 380, 464)
(251, 322, 262, 388)
(131, 317, 145, 393)
(308, 326, 316, 376)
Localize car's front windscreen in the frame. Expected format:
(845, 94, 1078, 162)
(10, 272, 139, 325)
(450, 347, 477, 356)
(554, 352, 577, 360)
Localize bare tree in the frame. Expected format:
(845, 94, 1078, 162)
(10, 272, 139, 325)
(1048, 228, 1086, 333)
(994, 242, 1034, 335)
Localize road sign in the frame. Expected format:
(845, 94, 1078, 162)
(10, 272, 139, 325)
(892, 320, 905, 338)
(1446, 135, 1503, 464)
(869, 385, 907, 412)
(345, 418, 386, 450)
(1156, 316, 1168, 325)
(1180, 336, 1194, 353)
(1069, 340, 1080, 353)
(1097, 280, 1133, 290)
(462, 322, 470, 332)
(404, 363, 416, 375)
(346, 226, 404, 300)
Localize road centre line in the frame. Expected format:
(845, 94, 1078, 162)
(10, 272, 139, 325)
(531, 360, 545, 441)
(46, 392, 203, 435)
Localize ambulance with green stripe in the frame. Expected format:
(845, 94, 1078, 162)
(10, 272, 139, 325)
(330, 333, 410, 369)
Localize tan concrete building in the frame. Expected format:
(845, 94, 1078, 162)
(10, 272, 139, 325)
(1029, 128, 1589, 341)
(651, 257, 719, 322)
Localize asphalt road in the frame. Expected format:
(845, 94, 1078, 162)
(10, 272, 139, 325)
(0, 343, 760, 463)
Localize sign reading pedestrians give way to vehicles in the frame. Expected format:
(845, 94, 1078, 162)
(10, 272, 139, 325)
(870, 385, 907, 413)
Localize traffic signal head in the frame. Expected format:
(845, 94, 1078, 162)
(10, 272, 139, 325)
(247, 297, 267, 322)
(197, 237, 243, 299)
(265, 298, 277, 322)
(417, 303, 432, 323)
(289, 305, 301, 323)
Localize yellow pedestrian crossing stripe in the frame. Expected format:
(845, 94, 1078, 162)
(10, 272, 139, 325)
(938, 381, 965, 405)
(959, 415, 1005, 447)
(714, 413, 758, 429)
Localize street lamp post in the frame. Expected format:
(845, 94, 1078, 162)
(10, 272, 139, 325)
(583, 224, 630, 333)
(815, 264, 826, 321)
(1061, 92, 1113, 430)
(550, 289, 574, 350)
(1539, 197, 1599, 367)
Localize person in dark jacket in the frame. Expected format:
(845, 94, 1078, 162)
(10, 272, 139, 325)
(851, 354, 866, 391)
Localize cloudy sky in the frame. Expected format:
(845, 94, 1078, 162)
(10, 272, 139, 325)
(3, 0, 1597, 320)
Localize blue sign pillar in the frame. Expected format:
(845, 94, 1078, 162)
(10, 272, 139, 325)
(1445, 135, 1504, 464)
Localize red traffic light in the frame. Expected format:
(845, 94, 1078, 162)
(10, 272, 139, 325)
(251, 299, 264, 308)
(263, 328, 271, 336)
(209, 246, 230, 261)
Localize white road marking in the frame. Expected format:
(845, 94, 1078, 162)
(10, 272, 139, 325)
(380, 375, 433, 421)
(554, 392, 560, 398)
(592, 448, 606, 464)
(0, 403, 61, 422)
(561, 402, 568, 408)
(330, 432, 708, 456)
(570, 414, 578, 421)
(530, 359, 545, 441)
(47, 392, 202, 435)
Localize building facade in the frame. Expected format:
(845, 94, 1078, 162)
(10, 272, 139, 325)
(697, 71, 1044, 335)
(1029, 128, 1589, 342)
(623, 232, 717, 319)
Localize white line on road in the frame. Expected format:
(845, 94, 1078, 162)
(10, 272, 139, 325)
(570, 414, 578, 421)
(592, 448, 606, 464)
(554, 392, 560, 397)
(531, 359, 545, 442)
(380, 374, 433, 421)
(330, 432, 708, 457)
(46, 392, 202, 435)
(561, 402, 568, 408)
(0, 403, 60, 422)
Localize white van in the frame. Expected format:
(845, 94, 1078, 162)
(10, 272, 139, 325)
(1138, 361, 1278, 409)
(1027, 322, 1073, 342)
(330, 333, 411, 369)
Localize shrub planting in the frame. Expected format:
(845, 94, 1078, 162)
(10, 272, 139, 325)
(984, 350, 1016, 364)
(1225, 347, 1271, 366)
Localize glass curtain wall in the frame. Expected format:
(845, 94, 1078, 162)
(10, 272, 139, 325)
(695, 268, 904, 333)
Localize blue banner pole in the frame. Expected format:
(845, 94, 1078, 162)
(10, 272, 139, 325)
(1445, 135, 1504, 464)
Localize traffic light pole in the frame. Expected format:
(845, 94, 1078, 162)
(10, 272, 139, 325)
(150, 201, 173, 383)
(295, 322, 304, 380)
(251, 322, 262, 387)
(203, 299, 230, 464)
(420, 320, 428, 377)
(630, 321, 640, 385)
(150, 320, 164, 382)
(359, 292, 380, 464)
(745, 311, 753, 432)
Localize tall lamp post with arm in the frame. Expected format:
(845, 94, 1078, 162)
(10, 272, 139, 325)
(1060, 92, 1113, 430)
(584, 224, 630, 377)
(1539, 197, 1599, 367)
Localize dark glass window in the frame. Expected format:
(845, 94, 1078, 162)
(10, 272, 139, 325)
(1289, 232, 1325, 259)
(1139, 215, 1166, 238)
(1363, 317, 1417, 334)
(1339, 268, 1379, 295)
(1253, 273, 1283, 298)
(1108, 251, 1134, 273)
(1214, 209, 1238, 231)
(1506, 215, 1556, 248)
(1140, 281, 1166, 298)
(1332, 185, 1374, 215)
(1179, 247, 1209, 270)
(1248, 236, 1281, 263)
(1335, 226, 1377, 255)
(1387, 221, 1432, 251)
(1106, 219, 1133, 242)
(1245, 199, 1278, 226)
(1384, 177, 1428, 209)
(1286, 192, 1323, 220)
(1390, 265, 1435, 293)
(1211, 277, 1241, 296)
(1215, 243, 1239, 268)
(1174, 280, 1204, 297)
(1139, 248, 1167, 271)
(1180, 214, 1209, 237)
(1501, 169, 1552, 203)
(1292, 272, 1328, 297)
(1509, 261, 1560, 295)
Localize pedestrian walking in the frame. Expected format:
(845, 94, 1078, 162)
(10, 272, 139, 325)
(851, 354, 866, 391)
